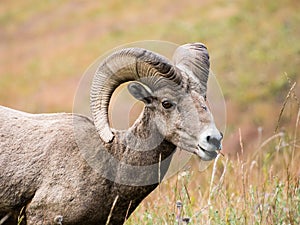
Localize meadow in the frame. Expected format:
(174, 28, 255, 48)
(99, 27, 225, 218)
(0, 0, 299, 224)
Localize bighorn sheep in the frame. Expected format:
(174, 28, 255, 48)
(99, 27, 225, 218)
(0, 43, 223, 225)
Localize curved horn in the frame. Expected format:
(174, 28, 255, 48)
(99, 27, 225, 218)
(172, 43, 210, 96)
(90, 48, 181, 143)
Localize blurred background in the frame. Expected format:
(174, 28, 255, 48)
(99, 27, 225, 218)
(1, 0, 299, 223)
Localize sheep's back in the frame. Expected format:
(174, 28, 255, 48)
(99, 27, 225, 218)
(0, 106, 97, 210)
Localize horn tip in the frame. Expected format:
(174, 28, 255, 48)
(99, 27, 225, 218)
(95, 122, 115, 143)
(104, 133, 115, 143)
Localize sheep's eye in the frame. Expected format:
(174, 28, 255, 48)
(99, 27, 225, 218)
(162, 100, 173, 109)
(201, 105, 207, 111)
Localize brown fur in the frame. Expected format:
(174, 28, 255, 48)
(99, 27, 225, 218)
(0, 106, 175, 225)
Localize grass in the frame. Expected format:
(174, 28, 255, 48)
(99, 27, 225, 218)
(1, 1, 299, 104)
(0, 0, 299, 224)
(126, 96, 300, 224)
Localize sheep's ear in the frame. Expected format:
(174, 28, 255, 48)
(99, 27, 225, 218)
(128, 82, 154, 104)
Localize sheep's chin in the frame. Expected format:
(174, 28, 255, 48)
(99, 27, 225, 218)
(196, 145, 218, 161)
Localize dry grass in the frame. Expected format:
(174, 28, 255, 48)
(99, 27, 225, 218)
(0, 0, 299, 224)
(126, 84, 300, 224)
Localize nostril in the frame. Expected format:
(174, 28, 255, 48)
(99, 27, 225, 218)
(206, 136, 211, 142)
(207, 135, 222, 149)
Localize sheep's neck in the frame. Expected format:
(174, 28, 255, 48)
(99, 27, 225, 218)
(120, 108, 176, 166)
(107, 108, 176, 186)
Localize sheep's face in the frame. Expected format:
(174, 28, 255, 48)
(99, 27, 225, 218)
(128, 81, 223, 161)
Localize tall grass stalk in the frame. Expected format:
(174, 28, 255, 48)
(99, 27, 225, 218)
(127, 81, 299, 224)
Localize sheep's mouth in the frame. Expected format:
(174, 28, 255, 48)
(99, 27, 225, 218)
(196, 144, 218, 161)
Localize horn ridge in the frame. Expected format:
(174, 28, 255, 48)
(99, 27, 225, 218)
(90, 47, 181, 143)
(172, 43, 210, 96)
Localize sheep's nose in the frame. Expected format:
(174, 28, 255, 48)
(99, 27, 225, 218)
(206, 132, 223, 150)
